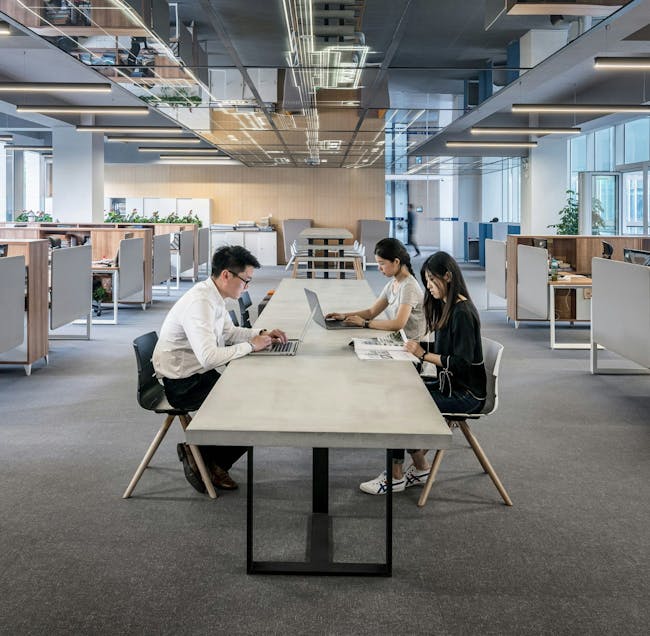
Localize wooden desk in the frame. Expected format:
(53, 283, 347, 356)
(298, 227, 355, 279)
(0, 239, 49, 375)
(186, 279, 451, 576)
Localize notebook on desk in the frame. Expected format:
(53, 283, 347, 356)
(304, 288, 364, 330)
(251, 308, 315, 356)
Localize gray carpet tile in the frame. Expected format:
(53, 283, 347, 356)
(1, 262, 648, 635)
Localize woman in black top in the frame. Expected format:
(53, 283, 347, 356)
(360, 251, 487, 496)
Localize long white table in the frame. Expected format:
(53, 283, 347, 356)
(186, 278, 451, 576)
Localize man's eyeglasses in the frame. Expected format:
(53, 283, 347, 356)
(228, 270, 252, 287)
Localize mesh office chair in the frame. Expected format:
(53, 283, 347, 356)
(601, 241, 614, 259)
(238, 291, 253, 327)
(418, 337, 512, 508)
(122, 331, 216, 499)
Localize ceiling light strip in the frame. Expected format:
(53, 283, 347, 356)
(16, 105, 149, 115)
(594, 57, 650, 69)
(0, 82, 112, 93)
(106, 136, 200, 143)
(138, 147, 223, 153)
(512, 104, 650, 114)
(446, 141, 537, 148)
(471, 126, 581, 135)
(76, 126, 184, 133)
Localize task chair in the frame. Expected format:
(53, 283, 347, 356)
(418, 337, 512, 508)
(123, 331, 216, 499)
(601, 241, 614, 259)
(228, 309, 239, 327)
(238, 291, 253, 327)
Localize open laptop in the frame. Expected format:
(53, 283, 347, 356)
(304, 288, 364, 330)
(251, 308, 315, 356)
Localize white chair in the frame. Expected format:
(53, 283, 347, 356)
(418, 337, 512, 507)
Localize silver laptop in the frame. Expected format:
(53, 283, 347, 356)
(251, 308, 315, 356)
(304, 288, 364, 330)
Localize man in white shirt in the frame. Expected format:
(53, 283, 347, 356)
(153, 245, 287, 494)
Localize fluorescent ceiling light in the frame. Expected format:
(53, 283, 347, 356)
(77, 125, 183, 133)
(446, 140, 537, 148)
(0, 83, 112, 93)
(0, 24, 10, 36)
(7, 146, 53, 151)
(157, 158, 241, 165)
(594, 57, 650, 69)
(471, 126, 581, 135)
(106, 136, 200, 143)
(138, 147, 223, 154)
(16, 105, 149, 115)
(506, 2, 622, 17)
(512, 103, 650, 114)
(0, 135, 12, 142)
(158, 153, 227, 159)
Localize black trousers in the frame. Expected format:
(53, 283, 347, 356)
(163, 370, 247, 471)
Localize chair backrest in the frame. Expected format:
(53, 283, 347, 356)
(228, 309, 239, 326)
(133, 331, 165, 411)
(481, 337, 504, 416)
(239, 291, 252, 327)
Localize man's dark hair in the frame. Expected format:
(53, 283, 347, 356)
(211, 245, 260, 277)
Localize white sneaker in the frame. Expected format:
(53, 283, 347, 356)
(359, 471, 406, 495)
(404, 464, 430, 488)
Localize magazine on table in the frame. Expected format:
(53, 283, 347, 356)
(352, 329, 419, 362)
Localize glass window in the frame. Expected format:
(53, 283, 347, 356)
(23, 151, 41, 213)
(570, 135, 588, 173)
(594, 127, 613, 171)
(624, 118, 650, 164)
(622, 171, 644, 234)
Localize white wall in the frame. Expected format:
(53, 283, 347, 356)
(525, 135, 569, 234)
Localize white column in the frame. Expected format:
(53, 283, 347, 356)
(52, 128, 104, 222)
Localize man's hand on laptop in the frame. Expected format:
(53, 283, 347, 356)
(325, 312, 346, 321)
(266, 329, 288, 344)
(249, 333, 273, 351)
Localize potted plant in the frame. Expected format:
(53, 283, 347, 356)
(548, 189, 604, 235)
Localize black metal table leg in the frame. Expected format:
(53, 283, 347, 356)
(246, 447, 392, 576)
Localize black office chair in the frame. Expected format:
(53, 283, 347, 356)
(601, 241, 614, 259)
(228, 309, 239, 326)
(122, 331, 216, 499)
(238, 291, 253, 327)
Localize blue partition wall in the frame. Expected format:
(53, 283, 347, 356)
(465, 222, 520, 267)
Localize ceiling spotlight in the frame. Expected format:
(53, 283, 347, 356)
(0, 83, 112, 93)
(16, 105, 148, 115)
(594, 57, 650, 69)
(446, 140, 537, 148)
(106, 136, 200, 143)
(512, 103, 650, 114)
(76, 125, 184, 133)
(471, 126, 581, 135)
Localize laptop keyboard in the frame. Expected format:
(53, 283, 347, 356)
(270, 341, 294, 353)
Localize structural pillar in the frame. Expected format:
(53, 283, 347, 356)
(52, 127, 104, 222)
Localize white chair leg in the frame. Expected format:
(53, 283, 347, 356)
(458, 421, 513, 506)
(122, 414, 174, 498)
(417, 449, 445, 507)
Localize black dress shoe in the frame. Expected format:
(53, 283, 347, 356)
(176, 443, 206, 494)
(210, 464, 238, 490)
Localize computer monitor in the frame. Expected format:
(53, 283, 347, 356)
(623, 247, 650, 266)
(532, 238, 548, 250)
(601, 241, 614, 259)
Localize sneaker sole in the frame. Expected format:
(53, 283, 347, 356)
(359, 482, 406, 495)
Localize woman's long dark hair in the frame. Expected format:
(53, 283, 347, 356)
(374, 237, 414, 276)
(421, 251, 472, 331)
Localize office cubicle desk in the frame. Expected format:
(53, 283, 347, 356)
(186, 279, 451, 576)
(0, 239, 49, 375)
(506, 234, 650, 325)
(548, 276, 594, 350)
